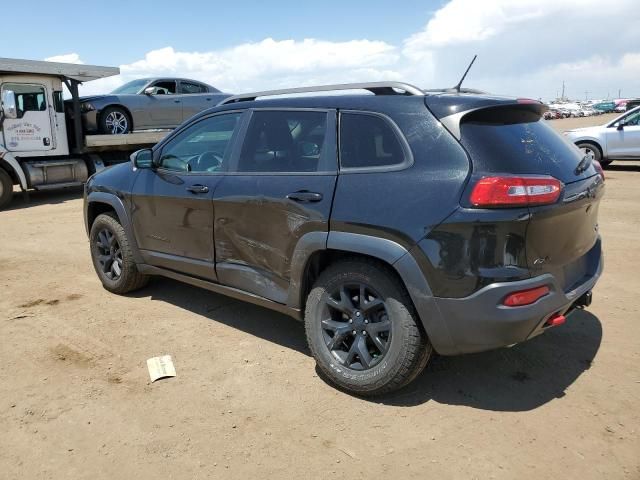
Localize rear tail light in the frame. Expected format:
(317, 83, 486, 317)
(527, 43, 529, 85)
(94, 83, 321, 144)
(503, 285, 550, 307)
(470, 176, 562, 208)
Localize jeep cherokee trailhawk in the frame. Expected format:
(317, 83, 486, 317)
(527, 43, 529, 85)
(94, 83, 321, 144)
(84, 82, 604, 395)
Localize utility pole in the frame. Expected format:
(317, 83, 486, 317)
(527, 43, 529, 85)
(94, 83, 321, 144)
(561, 80, 565, 100)
(584, 91, 589, 101)
(618, 88, 621, 98)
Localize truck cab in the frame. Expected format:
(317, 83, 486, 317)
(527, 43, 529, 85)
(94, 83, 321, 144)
(0, 57, 169, 210)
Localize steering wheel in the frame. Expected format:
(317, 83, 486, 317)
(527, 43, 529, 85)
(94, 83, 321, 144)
(192, 151, 224, 172)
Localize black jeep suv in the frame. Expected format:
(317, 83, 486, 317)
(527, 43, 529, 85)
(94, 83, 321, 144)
(84, 82, 603, 396)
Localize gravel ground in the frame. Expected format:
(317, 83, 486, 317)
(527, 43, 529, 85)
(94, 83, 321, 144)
(0, 113, 638, 479)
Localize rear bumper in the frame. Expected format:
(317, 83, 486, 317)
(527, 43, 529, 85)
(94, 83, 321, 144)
(430, 239, 603, 355)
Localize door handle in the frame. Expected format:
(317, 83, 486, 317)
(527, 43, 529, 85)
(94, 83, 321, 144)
(174, 99, 181, 103)
(286, 191, 323, 203)
(186, 184, 209, 194)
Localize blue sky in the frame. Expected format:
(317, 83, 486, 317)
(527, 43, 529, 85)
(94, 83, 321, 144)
(4, 0, 444, 65)
(3, 0, 638, 101)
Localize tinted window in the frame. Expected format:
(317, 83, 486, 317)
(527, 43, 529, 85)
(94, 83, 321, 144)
(460, 108, 592, 183)
(237, 110, 328, 173)
(159, 113, 241, 173)
(340, 113, 406, 169)
(180, 82, 207, 94)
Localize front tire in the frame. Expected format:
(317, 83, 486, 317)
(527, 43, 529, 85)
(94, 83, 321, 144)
(304, 259, 432, 396)
(89, 213, 148, 294)
(100, 107, 131, 134)
(0, 168, 13, 211)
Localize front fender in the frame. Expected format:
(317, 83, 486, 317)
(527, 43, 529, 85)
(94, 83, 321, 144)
(85, 191, 144, 263)
(0, 147, 28, 189)
(569, 134, 606, 156)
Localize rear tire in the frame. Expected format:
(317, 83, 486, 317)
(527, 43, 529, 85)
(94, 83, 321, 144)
(0, 168, 13, 211)
(304, 258, 432, 396)
(89, 213, 148, 294)
(100, 107, 131, 134)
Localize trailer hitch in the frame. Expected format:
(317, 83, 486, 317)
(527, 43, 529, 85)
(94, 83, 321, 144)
(574, 291, 593, 309)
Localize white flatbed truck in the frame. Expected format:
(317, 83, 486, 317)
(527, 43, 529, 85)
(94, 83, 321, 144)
(0, 58, 170, 210)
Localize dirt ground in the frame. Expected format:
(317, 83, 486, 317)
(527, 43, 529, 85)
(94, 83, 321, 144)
(1, 114, 638, 479)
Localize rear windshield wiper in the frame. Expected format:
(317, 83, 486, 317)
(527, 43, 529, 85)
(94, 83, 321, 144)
(575, 154, 592, 175)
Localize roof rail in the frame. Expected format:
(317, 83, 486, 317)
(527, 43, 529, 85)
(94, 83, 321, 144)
(219, 81, 424, 105)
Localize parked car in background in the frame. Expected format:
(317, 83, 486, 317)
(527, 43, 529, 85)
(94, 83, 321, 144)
(67, 78, 230, 134)
(84, 82, 603, 395)
(565, 105, 640, 166)
(593, 101, 615, 113)
(626, 99, 640, 111)
(614, 103, 627, 113)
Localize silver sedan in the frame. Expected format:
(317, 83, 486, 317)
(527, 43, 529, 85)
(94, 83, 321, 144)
(69, 77, 230, 134)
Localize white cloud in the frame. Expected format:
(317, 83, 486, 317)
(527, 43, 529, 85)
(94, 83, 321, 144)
(403, 0, 605, 53)
(50, 0, 640, 101)
(44, 53, 84, 64)
(77, 39, 400, 96)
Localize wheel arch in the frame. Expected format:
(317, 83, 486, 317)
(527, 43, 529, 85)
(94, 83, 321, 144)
(85, 192, 143, 263)
(0, 149, 28, 189)
(288, 231, 457, 355)
(574, 138, 605, 158)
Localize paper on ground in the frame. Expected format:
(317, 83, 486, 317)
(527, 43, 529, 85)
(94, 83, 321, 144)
(147, 355, 176, 382)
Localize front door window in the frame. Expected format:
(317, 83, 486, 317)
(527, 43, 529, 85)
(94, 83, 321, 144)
(1, 83, 53, 152)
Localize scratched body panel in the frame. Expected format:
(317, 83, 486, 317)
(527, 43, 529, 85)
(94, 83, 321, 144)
(213, 174, 335, 303)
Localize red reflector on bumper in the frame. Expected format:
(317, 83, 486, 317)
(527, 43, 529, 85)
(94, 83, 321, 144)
(503, 285, 550, 307)
(545, 313, 566, 327)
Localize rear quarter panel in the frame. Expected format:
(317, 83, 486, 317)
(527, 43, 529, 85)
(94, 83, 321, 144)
(330, 98, 471, 249)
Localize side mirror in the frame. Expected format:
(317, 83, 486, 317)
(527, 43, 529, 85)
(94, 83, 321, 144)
(131, 149, 154, 169)
(2, 90, 18, 119)
(617, 122, 624, 131)
(143, 87, 155, 96)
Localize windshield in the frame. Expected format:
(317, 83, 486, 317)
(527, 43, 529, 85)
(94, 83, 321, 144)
(111, 79, 150, 95)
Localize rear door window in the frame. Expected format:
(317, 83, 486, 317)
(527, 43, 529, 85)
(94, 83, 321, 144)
(339, 112, 410, 170)
(180, 82, 207, 94)
(236, 110, 333, 173)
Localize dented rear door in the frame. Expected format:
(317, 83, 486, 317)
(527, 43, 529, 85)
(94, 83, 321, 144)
(212, 109, 337, 304)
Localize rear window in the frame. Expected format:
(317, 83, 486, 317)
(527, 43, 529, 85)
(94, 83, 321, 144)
(460, 108, 594, 183)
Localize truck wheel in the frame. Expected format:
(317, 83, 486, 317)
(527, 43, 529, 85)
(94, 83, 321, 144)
(0, 168, 13, 210)
(89, 213, 148, 294)
(304, 258, 432, 396)
(100, 107, 131, 134)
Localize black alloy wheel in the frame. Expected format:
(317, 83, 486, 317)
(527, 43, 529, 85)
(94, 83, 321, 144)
(95, 227, 123, 280)
(321, 283, 392, 370)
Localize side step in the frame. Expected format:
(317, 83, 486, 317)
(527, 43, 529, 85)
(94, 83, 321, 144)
(33, 181, 84, 191)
